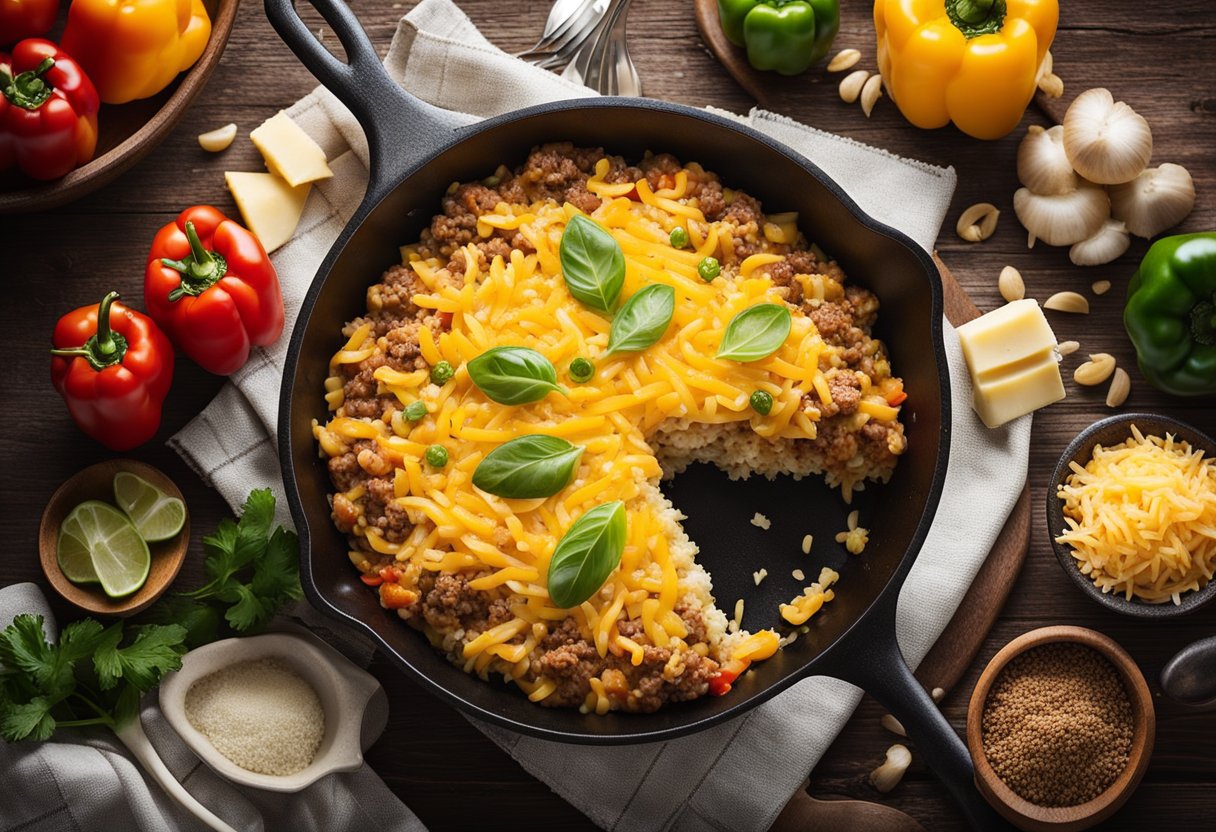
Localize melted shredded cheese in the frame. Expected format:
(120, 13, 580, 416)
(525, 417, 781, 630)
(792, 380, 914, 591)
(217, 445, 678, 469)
(780, 567, 840, 625)
(315, 159, 905, 705)
(1056, 425, 1216, 604)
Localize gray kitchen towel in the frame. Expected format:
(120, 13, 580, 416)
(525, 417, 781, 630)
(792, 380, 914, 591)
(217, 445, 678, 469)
(0, 582, 426, 832)
(163, 1, 1032, 830)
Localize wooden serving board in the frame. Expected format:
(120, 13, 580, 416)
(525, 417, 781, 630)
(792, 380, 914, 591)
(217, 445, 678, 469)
(772, 258, 1032, 831)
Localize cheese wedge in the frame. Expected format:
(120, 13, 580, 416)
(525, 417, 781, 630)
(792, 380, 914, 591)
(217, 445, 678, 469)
(250, 112, 333, 187)
(956, 299, 1065, 428)
(225, 171, 310, 253)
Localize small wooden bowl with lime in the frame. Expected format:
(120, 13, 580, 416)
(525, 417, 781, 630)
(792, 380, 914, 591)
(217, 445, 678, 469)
(39, 460, 189, 616)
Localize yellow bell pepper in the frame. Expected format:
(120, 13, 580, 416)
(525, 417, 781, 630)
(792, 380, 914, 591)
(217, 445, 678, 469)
(60, 0, 211, 105)
(874, 0, 1057, 140)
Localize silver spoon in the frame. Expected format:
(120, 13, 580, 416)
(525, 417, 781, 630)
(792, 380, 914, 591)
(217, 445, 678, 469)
(1161, 635, 1216, 708)
(561, 0, 641, 96)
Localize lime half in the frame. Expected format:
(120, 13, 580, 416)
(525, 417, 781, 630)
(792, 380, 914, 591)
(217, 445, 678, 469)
(58, 501, 150, 598)
(113, 471, 187, 543)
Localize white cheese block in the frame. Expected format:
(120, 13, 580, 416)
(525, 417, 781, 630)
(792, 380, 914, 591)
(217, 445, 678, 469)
(956, 299, 1065, 428)
(224, 171, 310, 254)
(250, 112, 333, 187)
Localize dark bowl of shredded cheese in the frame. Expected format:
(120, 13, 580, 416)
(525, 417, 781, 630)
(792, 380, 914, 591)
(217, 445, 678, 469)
(966, 626, 1155, 831)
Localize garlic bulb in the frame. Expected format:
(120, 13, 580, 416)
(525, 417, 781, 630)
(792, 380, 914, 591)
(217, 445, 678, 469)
(1018, 125, 1078, 195)
(1069, 219, 1131, 266)
(1014, 181, 1109, 247)
(1063, 88, 1153, 185)
(1109, 163, 1196, 238)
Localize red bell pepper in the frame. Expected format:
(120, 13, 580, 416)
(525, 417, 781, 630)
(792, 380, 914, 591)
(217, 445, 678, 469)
(0, 0, 58, 45)
(51, 292, 175, 451)
(0, 39, 99, 180)
(145, 205, 285, 376)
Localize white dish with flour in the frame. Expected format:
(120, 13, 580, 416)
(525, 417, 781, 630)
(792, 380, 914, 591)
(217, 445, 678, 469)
(160, 631, 383, 792)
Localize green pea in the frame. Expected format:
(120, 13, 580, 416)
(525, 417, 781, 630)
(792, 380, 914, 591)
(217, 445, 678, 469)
(569, 357, 595, 383)
(403, 400, 427, 422)
(425, 444, 449, 468)
(669, 227, 689, 249)
(749, 390, 774, 415)
(697, 256, 720, 282)
(430, 360, 454, 384)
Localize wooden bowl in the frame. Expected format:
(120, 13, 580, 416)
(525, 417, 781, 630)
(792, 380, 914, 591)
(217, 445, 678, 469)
(1047, 413, 1216, 618)
(0, 0, 239, 214)
(966, 626, 1156, 832)
(39, 459, 190, 617)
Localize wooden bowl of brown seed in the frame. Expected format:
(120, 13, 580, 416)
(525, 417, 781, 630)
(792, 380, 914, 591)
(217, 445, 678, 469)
(965, 626, 1155, 832)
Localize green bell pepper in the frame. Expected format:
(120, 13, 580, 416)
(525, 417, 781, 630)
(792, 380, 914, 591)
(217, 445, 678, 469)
(1124, 232, 1216, 397)
(717, 0, 839, 77)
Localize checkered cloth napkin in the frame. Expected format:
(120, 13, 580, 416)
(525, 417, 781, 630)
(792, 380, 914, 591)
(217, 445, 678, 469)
(3, 1, 1032, 830)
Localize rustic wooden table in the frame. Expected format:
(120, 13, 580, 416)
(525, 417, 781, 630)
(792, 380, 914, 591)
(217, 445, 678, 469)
(2, 0, 1213, 829)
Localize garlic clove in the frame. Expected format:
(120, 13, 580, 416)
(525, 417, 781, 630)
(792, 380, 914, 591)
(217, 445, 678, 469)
(198, 123, 238, 153)
(870, 744, 912, 793)
(1109, 163, 1196, 238)
(1062, 88, 1152, 185)
(1069, 219, 1131, 266)
(1018, 125, 1078, 195)
(1014, 181, 1109, 248)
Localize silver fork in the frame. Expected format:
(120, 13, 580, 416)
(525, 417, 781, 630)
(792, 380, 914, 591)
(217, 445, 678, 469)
(516, 0, 608, 67)
(560, 0, 641, 96)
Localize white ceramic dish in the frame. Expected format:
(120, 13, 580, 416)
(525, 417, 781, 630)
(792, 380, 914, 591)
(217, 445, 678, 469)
(160, 631, 382, 792)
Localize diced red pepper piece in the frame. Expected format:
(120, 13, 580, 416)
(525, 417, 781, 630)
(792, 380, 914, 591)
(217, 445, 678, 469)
(708, 669, 739, 697)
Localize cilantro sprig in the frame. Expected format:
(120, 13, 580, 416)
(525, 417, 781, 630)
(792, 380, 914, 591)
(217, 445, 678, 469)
(0, 489, 302, 743)
(168, 488, 303, 640)
(0, 615, 187, 741)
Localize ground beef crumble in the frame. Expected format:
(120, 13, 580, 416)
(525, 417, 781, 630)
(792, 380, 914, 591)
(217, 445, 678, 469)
(324, 142, 905, 713)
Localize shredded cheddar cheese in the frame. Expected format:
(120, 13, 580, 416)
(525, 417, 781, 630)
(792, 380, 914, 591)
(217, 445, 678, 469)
(315, 155, 906, 710)
(1056, 425, 1216, 604)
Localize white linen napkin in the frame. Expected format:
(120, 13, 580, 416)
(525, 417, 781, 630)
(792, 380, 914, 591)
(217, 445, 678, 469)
(162, 1, 1031, 829)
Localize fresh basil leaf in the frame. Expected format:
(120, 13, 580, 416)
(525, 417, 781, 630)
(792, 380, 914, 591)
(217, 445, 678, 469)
(547, 501, 627, 608)
(473, 435, 584, 499)
(468, 346, 567, 405)
(716, 303, 792, 362)
(605, 284, 676, 357)
(560, 214, 625, 313)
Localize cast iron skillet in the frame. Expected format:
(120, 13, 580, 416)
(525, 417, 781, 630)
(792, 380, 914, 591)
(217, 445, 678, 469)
(266, 0, 1003, 826)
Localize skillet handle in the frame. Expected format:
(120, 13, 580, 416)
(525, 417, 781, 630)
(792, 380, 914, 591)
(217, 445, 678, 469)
(826, 625, 1011, 831)
(263, 0, 458, 195)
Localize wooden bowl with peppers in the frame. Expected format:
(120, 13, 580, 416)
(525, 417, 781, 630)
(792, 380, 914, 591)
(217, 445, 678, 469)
(0, 0, 238, 213)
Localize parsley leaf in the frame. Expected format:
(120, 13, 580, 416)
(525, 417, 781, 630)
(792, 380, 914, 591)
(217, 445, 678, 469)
(180, 489, 300, 634)
(0, 615, 72, 697)
(252, 527, 303, 605)
(0, 615, 186, 743)
(0, 696, 57, 742)
(223, 584, 272, 632)
(201, 518, 241, 588)
(94, 625, 188, 693)
(138, 596, 221, 650)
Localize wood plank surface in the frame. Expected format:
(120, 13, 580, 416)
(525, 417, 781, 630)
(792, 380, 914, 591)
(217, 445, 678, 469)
(1, 0, 1213, 830)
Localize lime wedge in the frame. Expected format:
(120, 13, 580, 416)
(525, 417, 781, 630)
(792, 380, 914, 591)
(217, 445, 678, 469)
(113, 471, 187, 543)
(58, 501, 150, 598)
(57, 511, 100, 585)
